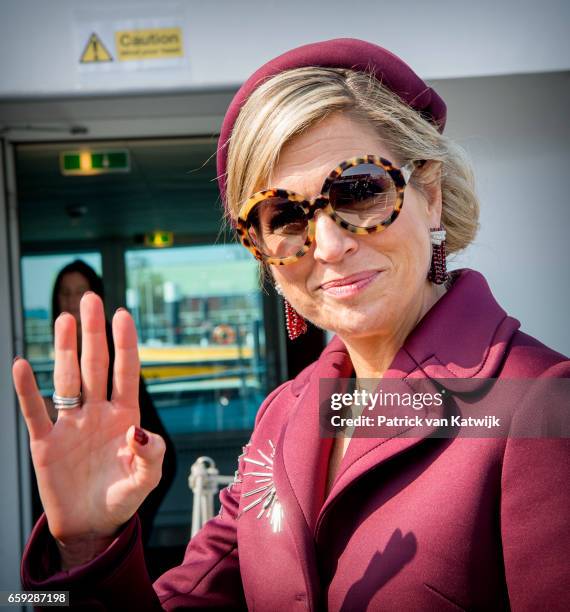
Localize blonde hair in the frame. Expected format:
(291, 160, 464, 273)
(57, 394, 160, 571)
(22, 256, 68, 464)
(224, 67, 479, 255)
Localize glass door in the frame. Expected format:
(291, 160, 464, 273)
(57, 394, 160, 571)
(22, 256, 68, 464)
(125, 243, 267, 434)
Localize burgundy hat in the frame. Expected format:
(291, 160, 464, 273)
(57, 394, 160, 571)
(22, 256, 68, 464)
(217, 37, 446, 213)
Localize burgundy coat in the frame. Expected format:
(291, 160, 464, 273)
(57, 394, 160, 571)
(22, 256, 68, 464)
(21, 269, 570, 610)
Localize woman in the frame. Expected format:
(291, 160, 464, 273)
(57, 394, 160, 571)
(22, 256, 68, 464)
(14, 39, 568, 610)
(43, 260, 177, 546)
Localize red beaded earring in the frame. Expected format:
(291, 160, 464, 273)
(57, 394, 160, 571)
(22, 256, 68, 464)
(284, 299, 308, 341)
(275, 284, 308, 340)
(428, 226, 448, 285)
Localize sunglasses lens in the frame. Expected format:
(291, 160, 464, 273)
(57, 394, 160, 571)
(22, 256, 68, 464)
(329, 163, 397, 227)
(247, 197, 308, 259)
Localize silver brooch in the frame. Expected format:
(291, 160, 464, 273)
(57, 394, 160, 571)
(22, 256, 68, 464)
(242, 439, 284, 533)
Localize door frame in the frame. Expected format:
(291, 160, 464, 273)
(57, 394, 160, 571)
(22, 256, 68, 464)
(0, 137, 31, 591)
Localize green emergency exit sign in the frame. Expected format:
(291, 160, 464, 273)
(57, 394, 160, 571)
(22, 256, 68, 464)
(60, 150, 130, 175)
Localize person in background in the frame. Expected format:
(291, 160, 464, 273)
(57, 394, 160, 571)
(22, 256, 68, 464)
(40, 259, 177, 546)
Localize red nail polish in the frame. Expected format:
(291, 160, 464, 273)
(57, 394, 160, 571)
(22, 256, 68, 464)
(134, 427, 148, 446)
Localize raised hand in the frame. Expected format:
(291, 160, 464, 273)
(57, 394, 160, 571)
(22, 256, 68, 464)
(12, 293, 165, 567)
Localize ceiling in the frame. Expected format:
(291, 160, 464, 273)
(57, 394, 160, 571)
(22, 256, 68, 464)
(16, 137, 225, 249)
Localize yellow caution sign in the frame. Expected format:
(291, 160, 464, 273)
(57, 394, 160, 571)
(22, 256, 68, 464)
(80, 33, 113, 63)
(115, 27, 183, 61)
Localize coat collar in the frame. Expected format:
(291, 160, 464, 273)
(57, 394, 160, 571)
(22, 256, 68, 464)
(271, 269, 520, 606)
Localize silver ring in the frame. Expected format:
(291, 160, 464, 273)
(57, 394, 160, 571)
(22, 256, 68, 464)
(52, 392, 82, 410)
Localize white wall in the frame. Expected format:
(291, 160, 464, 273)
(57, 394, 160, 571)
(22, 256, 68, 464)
(0, 0, 569, 97)
(438, 72, 570, 356)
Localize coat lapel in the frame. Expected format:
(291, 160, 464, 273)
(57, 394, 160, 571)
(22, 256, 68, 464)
(271, 339, 353, 609)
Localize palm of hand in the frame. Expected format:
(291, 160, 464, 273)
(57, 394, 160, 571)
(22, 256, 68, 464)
(13, 294, 164, 545)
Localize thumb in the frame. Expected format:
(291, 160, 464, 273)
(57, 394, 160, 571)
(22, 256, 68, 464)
(126, 425, 166, 491)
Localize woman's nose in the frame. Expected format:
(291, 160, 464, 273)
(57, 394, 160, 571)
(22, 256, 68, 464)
(67, 293, 84, 313)
(313, 211, 358, 263)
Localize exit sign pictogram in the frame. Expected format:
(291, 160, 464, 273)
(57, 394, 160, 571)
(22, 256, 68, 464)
(60, 150, 130, 175)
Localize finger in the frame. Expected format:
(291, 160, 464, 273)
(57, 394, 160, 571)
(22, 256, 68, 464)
(111, 308, 140, 409)
(53, 312, 81, 416)
(12, 358, 53, 440)
(80, 292, 109, 402)
(126, 426, 166, 491)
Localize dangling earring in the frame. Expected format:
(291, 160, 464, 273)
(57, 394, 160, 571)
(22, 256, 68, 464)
(284, 299, 308, 340)
(428, 225, 448, 285)
(274, 284, 308, 341)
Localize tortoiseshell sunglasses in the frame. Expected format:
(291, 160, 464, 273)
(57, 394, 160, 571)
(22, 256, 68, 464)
(236, 155, 426, 265)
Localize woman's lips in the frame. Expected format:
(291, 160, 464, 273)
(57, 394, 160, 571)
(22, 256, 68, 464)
(319, 270, 381, 298)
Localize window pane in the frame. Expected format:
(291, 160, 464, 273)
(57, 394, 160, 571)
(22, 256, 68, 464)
(125, 244, 267, 434)
(21, 252, 102, 393)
